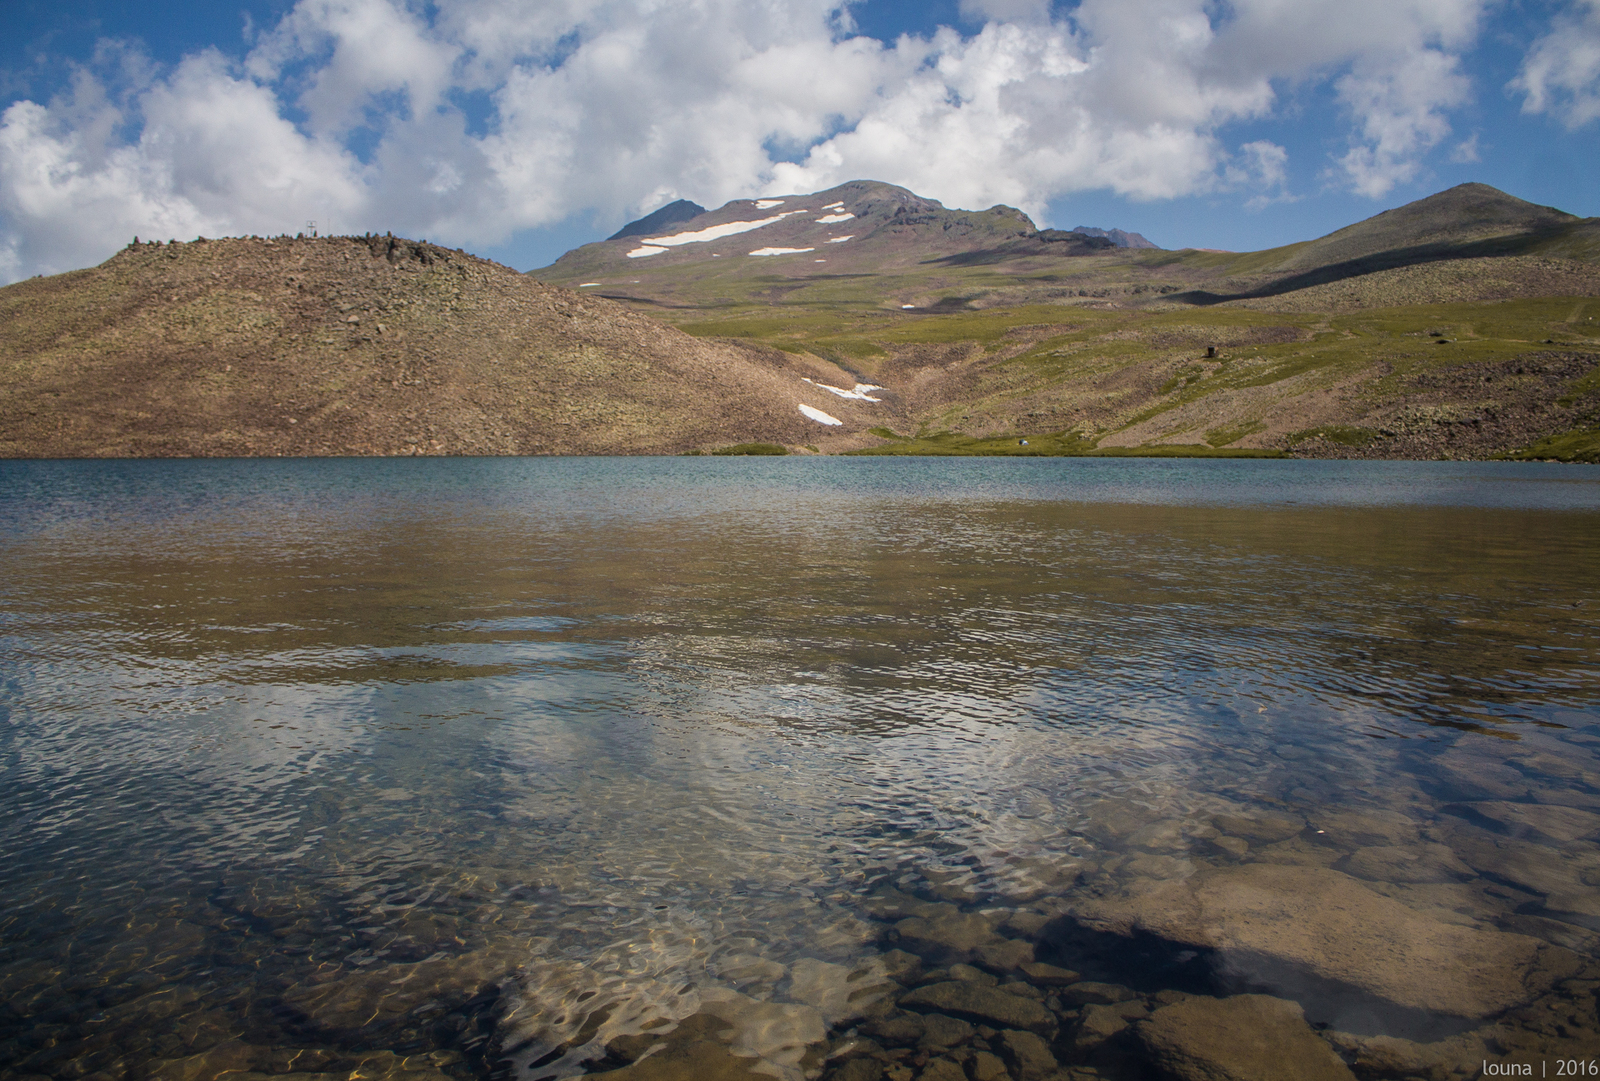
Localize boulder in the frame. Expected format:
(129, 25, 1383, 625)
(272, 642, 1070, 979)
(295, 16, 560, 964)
(1326, 1030, 1489, 1081)
(585, 1016, 769, 1081)
(1059, 982, 1136, 1006)
(1017, 962, 1080, 987)
(967, 1051, 1010, 1081)
(899, 982, 1057, 1037)
(894, 913, 1034, 972)
(1070, 864, 1556, 1019)
(994, 1029, 1058, 1080)
(861, 1011, 925, 1045)
(946, 964, 997, 986)
(879, 950, 925, 984)
(915, 1059, 966, 1081)
(1072, 1002, 1148, 1053)
(919, 1013, 975, 1049)
(1134, 995, 1355, 1081)
(827, 1060, 885, 1081)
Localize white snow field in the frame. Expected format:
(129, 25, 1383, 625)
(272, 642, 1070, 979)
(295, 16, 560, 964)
(754, 199, 785, 209)
(804, 379, 882, 402)
(798, 404, 843, 425)
(748, 247, 815, 256)
(626, 245, 666, 258)
(815, 213, 855, 224)
(644, 211, 803, 247)
(825, 236, 854, 243)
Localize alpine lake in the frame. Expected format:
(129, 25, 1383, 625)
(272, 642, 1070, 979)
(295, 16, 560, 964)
(3, 456, 1600, 1081)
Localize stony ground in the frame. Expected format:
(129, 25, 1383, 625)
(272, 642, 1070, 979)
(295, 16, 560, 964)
(0, 235, 885, 457)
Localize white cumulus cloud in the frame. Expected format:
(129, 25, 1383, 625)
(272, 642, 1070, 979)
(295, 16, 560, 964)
(1511, 0, 1600, 128)
(0, 0, 1564, 282)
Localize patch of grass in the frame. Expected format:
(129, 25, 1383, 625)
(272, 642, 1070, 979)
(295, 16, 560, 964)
(1498, 427, 1600, 463)
(847, 430, 1287, 457)
(1087, 445, 1290, 458)
(711, 442, 788, 455)
(1204, 420, 1266, 447)
(849, 430, 1095, 456)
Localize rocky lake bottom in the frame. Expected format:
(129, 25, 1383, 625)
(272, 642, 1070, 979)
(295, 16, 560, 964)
(2, 457, 1599, 1081)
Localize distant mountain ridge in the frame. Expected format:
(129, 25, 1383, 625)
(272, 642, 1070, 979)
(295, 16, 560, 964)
(1072, 226, 1158, 249)
(539, 180, 1155, 292)
(2, 180, 1595, 462)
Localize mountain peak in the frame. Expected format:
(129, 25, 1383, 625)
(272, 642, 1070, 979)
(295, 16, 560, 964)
(1275, 182, 1578, 272)
(608, 199, 708, 241)
(1071, 226, 1159, 249)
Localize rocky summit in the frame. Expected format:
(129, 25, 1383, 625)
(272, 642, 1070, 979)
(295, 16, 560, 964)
(0, 232, 891, 457)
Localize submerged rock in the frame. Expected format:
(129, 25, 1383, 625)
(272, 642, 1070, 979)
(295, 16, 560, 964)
(893, 913, 1034, 972)
(1072, 1001, 1149, 1053)
(1447, 801, 1600, 844)
(994, 1029, 1058, 1079)
(1134, 995, 1355, 1081)
(1334, 843, 1475, 884)
(1211, 813, 1302, 844)
(898, 981, 1057, 1036)
(918, 1013, 976, 1049)
(281, 945, 521, 1031)
(149, 1042, 458, 1081)
(914, 1059, 966, 1081)
(698, 987, 828, 1076)
(1324, 1029, 1489, 1081)
(1017, 961, 1079, 986)
(788, 958, 893, 1026)
(1070, 864, 1557, 1019)
(586, 1014, 770, 1080)
(1059, 981, 1137, 1007)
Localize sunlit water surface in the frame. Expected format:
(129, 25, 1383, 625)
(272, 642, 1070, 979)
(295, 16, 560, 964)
(3, 457, 1599, 1080)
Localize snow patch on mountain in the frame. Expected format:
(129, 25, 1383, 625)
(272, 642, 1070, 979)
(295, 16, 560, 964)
(805, 378, 882, 402)
(646, 211, 805, 247)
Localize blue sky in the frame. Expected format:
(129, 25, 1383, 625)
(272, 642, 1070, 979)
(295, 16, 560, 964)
(2, 0, 1597, 282)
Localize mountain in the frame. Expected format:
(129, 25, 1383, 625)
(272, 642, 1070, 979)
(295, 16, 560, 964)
(1270, 183, 1578, 273)
(0, 233, 888, 457)
(3, 182, 1596, 462)
(1072, 226, 1159, 249)
(530, 181, 1599, 462)
(536, 181, 1141, 290)
(607, 199, 708, 241)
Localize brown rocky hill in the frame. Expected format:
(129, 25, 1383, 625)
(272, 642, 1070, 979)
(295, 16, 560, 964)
(0, 234, 890, 457)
